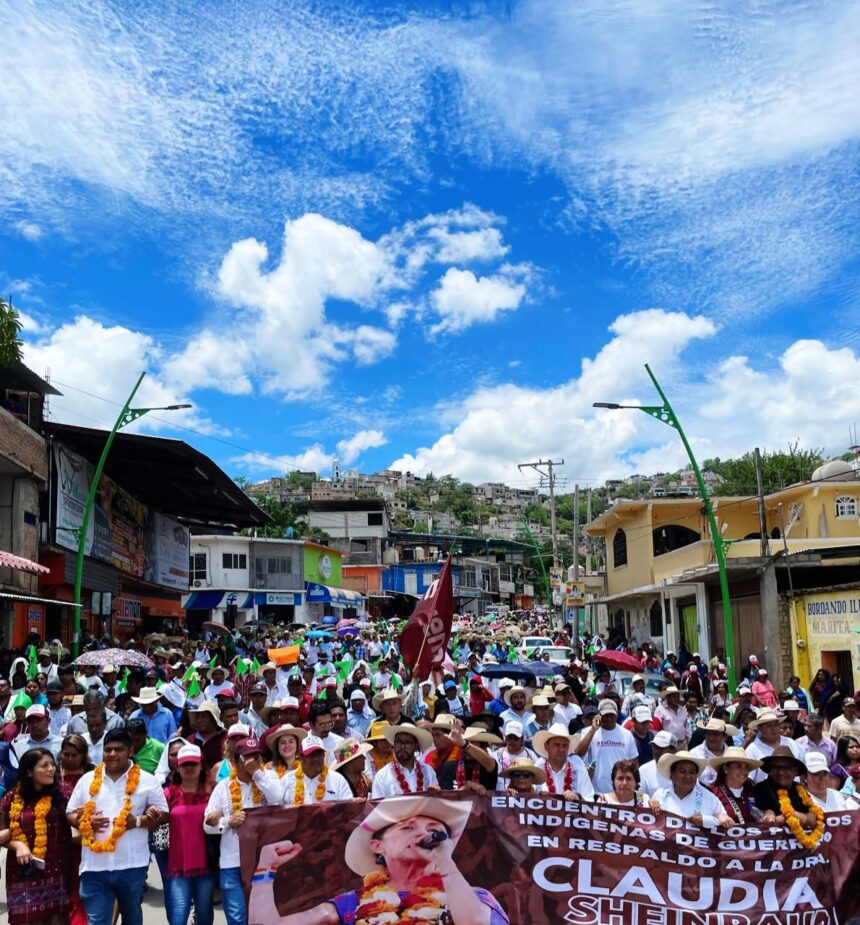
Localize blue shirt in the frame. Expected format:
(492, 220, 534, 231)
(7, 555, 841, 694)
(130, 704, 178, 743)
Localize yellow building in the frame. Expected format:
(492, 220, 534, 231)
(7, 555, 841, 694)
(586, 460, 860, 689)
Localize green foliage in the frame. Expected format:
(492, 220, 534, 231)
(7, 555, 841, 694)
(0, 297, 23, 369)
(703, 443, 824, 495)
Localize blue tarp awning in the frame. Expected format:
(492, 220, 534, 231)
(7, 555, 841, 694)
(305, 582, 363, 607)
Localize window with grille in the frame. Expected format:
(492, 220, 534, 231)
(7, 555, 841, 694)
(267, 556, 291, 574)
(835, 496, 857, 519)
(222, 553, 247, 570)
(190, 553, 207, 582)
(612, 529, 628, 568)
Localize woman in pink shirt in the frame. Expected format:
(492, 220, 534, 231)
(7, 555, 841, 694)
(164, 744, 216, 925)
(751, 670, 778, 709)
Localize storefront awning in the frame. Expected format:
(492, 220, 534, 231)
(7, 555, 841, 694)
(182, 589, 305, 610)
(0, 551, 50, 574)
(305, 582, 363, 606)
(0, 590, 80, 607)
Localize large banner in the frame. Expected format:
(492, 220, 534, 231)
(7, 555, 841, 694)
(240, 794, 860, 925)
(54, 444, 189, 590)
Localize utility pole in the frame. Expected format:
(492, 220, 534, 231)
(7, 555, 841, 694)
(586, 488, 592, 573)
(518, 459, 564, 567)
(573, 483, 580, 580)
(753, 447, 768, 558)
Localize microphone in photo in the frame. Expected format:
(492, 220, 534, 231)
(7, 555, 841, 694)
(418, 830, 449, 849)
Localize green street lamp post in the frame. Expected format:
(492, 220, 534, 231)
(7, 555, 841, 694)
(71, 371, 192, 658)
(594, 363, 737, 691)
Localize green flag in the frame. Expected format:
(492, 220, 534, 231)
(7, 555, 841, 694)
(156, 678, 166, 690)
(209, 654, 218, 668)
(391, 674, 402, 691)
(26, 646, 39, 680)
(251, 657, 261, 674)
(335, 660, 352, 682)
(187, 676, 202, 699)
(181, 665, 196, 683)
(235, 658, 249, 676)
(117, 668, 128, 693)
(507, 644, 517, 662)
(461, 675, 469, 695)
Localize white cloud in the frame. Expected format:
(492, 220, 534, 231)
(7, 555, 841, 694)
(429, 265, 530, 334)
(428, 227, 509, 264)
(15, 221, 43, 242)
(232, 445, 332, 476)
(336, 429, 388, 464)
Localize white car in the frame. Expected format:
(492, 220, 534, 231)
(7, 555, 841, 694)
(533, 646, 574, 666)
(515, 636, 554, 659)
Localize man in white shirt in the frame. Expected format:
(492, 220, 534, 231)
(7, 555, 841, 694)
(533, 723, 594, 800)
(45, 682, 71, 736)
(281, 735, 352, 804)
(66, 728, 168, 925)
(690, 718, 739, 786)
(745, 709, 805, 782)
(829, 698, 860, 743)
(653, 687, 689, 749)
(493, 720, 539, 789)
(10, 704, 63, 767)
(371, 725, 439, 798)
(621, 675, 656, 718)
(36, 648, 59, 684)
(204, 736, 272, 925)
(499, 686, 536, 731)
(203, 665, 233, 701)
(638, 731, 678, 795)
(577, 699, 639, 795)
(553, 683, 582, 728)
(308, 700, 344, 758)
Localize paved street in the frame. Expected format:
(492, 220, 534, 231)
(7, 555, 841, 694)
(0, 849, 228, 924)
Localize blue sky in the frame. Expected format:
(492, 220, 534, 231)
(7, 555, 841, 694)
(2, 0, 860, 490)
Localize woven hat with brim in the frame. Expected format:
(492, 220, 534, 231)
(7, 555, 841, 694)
(332, 738, 373, 774)
(749, 709, 782, 730)
(365, 720, 391, 743)
(345, 796, 473, 877)
(189, 701, 224, 729)
(383, 724, 433, 751)
(709, 746, 762, 772)
(372, 688, 403, 712)
(782, 700, 800, 712)
(503, 685, 531, 707)
(657, 750, 709, 778)
(760, 746, 808, 776)
(209, 664, 230, 679)
(498, 678, 516, 691)
(464, 727, 503, 747)
(500, 756, 547, 785)
(532, 723, 579, 759)
(659, 686, 681, 699)
(429, 714, 459, 732)
(531, 695, 551, 710)
(268, 724, 308, 748)
(131, 687, 163, 706)
(261, 661, 278, 674)
(696, 718, 740, 737)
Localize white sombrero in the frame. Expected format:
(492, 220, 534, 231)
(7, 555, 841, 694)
(532, 722, 580, 759)
(382, 724, 433, 751)
(345, 796, 473, 876)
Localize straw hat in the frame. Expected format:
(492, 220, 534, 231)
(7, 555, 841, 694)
(657, 750, 708, 778)
(463, 727, 503, 747)
(696, 717, 740, 737)
(382, 724, 433, 751)
(749, 709, 782, 729)
(428, 714, 459, 733)
(499, 756, 547, 785)
(372, 688, 403, 711)
(344, 796, 473, 876)
(365, 720, 391, 743)
(532, 723, 580, 759)
(131, 687, 163, 706)
(708, 746, 762, 771)
(658, 686, 681, 699)
(503, 685, 531, 707)
(331, 738, 373, 774)
(188, 701, 224, 729)
(268, 724, 308, 748)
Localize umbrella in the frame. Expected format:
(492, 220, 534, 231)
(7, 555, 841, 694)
(320, 615, 338, 625)
(523, 659, 560, 679)
(74, 648, 154, 670)
(593, 650, 643, 672)
(202, 621, 232, 636)
(306, 630, 333, 639)
(336, 626, 360, 637)
(478, 663, 537, 686)
(241, 620, 271, 629)
(336, 618, 358, 628)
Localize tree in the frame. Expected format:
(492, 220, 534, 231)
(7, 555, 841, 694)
(0, 297, 23, 368)
(704, 443, 823, 496)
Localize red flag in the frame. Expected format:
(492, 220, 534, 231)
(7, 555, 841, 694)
(399, 556, 454, 682)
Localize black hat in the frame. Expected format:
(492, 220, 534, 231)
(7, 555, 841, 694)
(46, 681, 63, 693)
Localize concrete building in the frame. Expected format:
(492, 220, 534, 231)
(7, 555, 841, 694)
(308, 498, 389, 565)
(586, 462, 860, 689)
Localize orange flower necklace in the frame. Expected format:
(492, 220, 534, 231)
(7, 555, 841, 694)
(292, 763, 327, 805)
(79, 763, 141, 853)
(777, 786, 825, 850)
(229, 768, 263, 812)
(355, 869, 447, 924)
(9, 788, 52, 861)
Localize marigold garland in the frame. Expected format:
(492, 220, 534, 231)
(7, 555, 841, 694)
(79, 763, 141, 854)
(229, 768, 263, 813)
(355, 868, 447, 924)
(9, 789, 52, 861)
(777, 786, 825, 850)
(292, 762, 327, 805)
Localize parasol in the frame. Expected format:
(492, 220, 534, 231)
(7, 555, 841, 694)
(592, 650, 644, 672)
(336, 626, 360, 637)
(320, 615, 338, 625)
(202, 621, 232, 636)
(522, 659, 560, 678)
(478, 662, 537, 686)
(306, 630, 333, 639)
(74, 648, 154, 670)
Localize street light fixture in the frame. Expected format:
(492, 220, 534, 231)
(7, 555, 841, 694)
(593, 363, 737, 690)
(71, 371, 193, 657)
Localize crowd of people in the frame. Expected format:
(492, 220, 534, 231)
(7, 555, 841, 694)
(0, 621, 857, 925)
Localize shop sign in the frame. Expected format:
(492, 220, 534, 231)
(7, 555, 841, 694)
(523, 583, 534, 597)
(499, 579, 516, 594)
(804, 590, 860, 637)
(27, 606, 43, 624)
(113, 597, 142, 622)
(266, 592, 295, 606)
